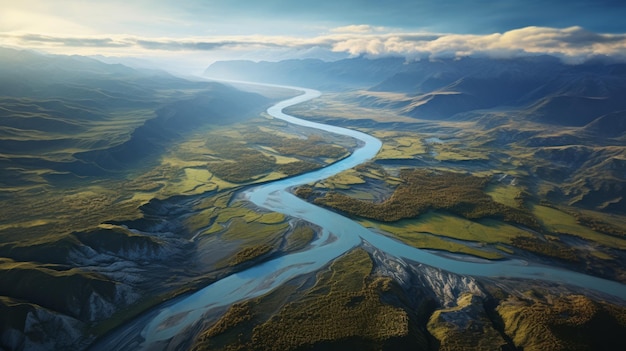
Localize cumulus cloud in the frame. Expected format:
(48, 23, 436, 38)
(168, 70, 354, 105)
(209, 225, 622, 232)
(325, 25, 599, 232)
(3, 26, 626, 64)
(328, 26, 626, 62)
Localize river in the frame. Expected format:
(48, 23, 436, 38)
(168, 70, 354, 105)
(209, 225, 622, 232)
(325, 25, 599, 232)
(91, 84, 626, 350)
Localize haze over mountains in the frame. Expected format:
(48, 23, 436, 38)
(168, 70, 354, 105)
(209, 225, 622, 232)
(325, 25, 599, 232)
(0, 48, 269, 186)
(205, 55, 626, 126)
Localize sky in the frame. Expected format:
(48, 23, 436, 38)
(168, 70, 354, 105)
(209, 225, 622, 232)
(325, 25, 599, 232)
(2, 0, 626, 75)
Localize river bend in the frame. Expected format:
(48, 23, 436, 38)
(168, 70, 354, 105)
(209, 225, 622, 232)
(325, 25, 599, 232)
(93, 84, 626, 351)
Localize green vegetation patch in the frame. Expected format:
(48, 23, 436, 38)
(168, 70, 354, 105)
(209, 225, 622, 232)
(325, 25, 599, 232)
(316, 168, 366, 190)
(427, 293, 509, 350)
(372, 131, 427, 160)
(486, 184, 526, 209)
(184, 192, 295, 269)
(229, 244, 274, 266)
(284, 91, 421, 124)
(192, 249, 418, 351)
(276, 160, 321, 176)
(510, 236, 579, 262)
(189, 206, 291, 270)
(376, 212, 532, 244)
(203, 125, 350, 183)
(256, 212, 285, 225)
(221, 217, 289, 242)
(366, 229, 503, 260)
(205, 135, 277, 183)
(186, 192, 289, 245)
(572, 209, 626, 239)
(533, 205, 626, 249)
(496, 292, 626, 351)
(245, 127, 352, 162)
(284, 224, 316, 252)
(362, 211, 536, 259)
(431, 142, 490, 161)
(310, 169, 540, 230)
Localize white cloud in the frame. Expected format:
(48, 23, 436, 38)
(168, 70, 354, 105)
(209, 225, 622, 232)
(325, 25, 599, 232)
(2, 26, 626, 68)
(330, 25, 386, 34)
(328, 26, 626, 62)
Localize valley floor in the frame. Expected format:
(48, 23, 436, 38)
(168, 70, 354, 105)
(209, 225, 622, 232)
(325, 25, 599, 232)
(2, 84, 626, 351)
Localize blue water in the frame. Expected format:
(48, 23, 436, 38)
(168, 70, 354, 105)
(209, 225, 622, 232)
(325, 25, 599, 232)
(92, 84, 626, 351)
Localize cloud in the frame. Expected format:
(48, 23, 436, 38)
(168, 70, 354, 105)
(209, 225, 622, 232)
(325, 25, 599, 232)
(328, 26, 626, 62)
(16, 34, 130, 48)
(2, 26, 626, 64)
(330, 25, 385, 34)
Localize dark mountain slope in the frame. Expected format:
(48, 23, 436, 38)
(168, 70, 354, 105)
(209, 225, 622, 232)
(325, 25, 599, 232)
(211, 55, 626, 126)
(75, 85, 269, 170)
(583, 110, 626, 138)
(371, 57, 626, 124)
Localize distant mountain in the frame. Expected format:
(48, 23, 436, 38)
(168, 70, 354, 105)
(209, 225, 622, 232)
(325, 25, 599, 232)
(0, 47, 211, 99)
(364, 56, 626, 126)
(207, 55, 626, 127)
(204, 57, 406, 90)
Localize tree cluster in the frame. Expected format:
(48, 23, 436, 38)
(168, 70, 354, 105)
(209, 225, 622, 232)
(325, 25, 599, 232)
(310, 169, 540, 229)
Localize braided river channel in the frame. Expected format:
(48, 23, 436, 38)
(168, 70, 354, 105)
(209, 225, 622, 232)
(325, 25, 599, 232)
(92, 84, 626, 350)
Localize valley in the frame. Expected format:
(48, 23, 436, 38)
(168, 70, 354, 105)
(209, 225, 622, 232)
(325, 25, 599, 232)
(1, 49, 626, 351)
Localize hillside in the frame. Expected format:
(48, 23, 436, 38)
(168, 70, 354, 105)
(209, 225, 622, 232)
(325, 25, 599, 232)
(207, 56, 626, 126)
(0, 48, 270, 186)
(0, 48, 277, 350)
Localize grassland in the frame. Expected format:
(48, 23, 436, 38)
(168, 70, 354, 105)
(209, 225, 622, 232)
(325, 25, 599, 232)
(276, 89, 626, 349)
(427, 293, 509, 350)
(306, 169, 539, 228)
(360, 212, 534, 260)
(304, 163, 626, 268)
(284, 91, 421, 124)
(202, 125, 350, 183)
(288, 91, 626, 274)
(532, 204, 626, 249)
(192, 247, 626, 351)
(370, 130, 428, 159)
(0, 113, 354, 244)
